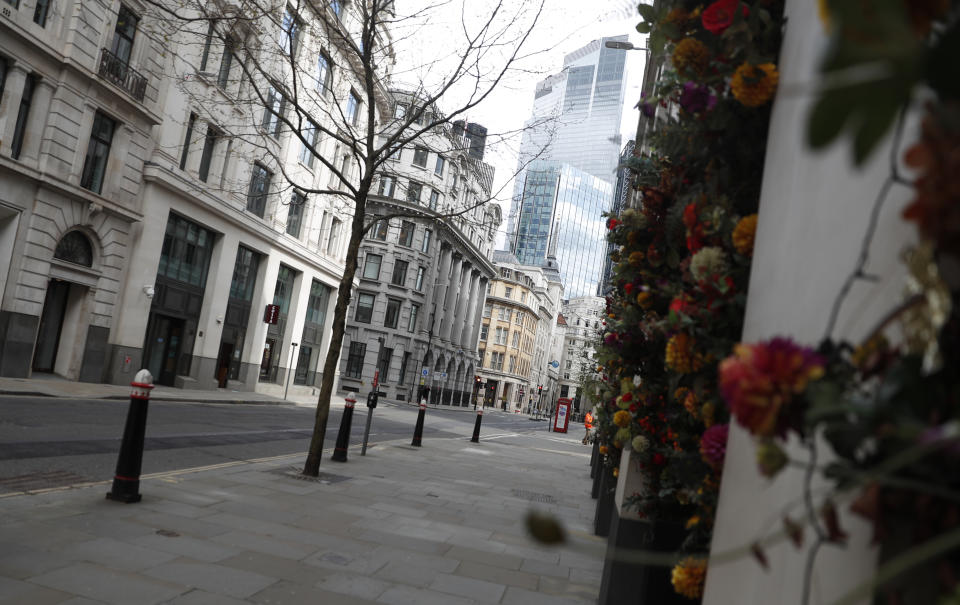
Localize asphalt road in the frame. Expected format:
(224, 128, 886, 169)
(0, 397, 558, 494)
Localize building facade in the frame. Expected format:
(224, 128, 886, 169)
(0, 0, 393, 396)
(337, 93, 500, 406)
(556, 296, 604, 415)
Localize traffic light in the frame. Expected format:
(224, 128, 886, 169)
(475, 375, 481, 386)
(537, 385, 543, 395)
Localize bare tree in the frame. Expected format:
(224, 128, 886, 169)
(141, 0, 547, 475)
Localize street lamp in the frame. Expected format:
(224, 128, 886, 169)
(604, 41, 649, 52)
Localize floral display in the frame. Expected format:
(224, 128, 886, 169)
(591, 0, 786, 598)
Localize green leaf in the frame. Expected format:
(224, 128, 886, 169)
(807, 92, 853, 150)
(851, 89, 903, 165)
(636, 22, 652, 34)
(637, 3, 657, 23)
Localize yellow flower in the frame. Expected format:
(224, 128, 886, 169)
(628, 250, 645, 265)
(599, 445, 609, 455)
(612, 467, 619, 477)
(685, 515, 701, 529)
(672, 557, 707, 599)
(701, 402, 716, 428)
(731, 62, 779, 107)
(636, 291, 652, 308)
(672, 38, 710, 76)
(733, 214, 758, 256)
(665, 333, 704, 374)
(683, 391, 700, 418)
(613, 410, 632, 428)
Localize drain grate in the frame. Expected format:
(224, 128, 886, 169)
(511, 488, 557, 504)
(268, 467, 350, 484)
(0, 470, 91, 493)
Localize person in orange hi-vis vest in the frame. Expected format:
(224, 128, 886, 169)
(583, 409, 595, 445)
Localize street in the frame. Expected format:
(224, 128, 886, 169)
(0, 397, 557, 495)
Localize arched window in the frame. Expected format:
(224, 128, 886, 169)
(54, 231, 94, 267)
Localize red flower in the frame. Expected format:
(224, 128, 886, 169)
(624, 283, 634, 296)
(702, 0, 749, 35)
(607, 217, 620, 230)
(652, 453, 666, 466)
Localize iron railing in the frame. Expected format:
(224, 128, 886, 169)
(98, 48, 147, 102)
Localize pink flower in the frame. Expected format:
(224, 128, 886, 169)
(719, 338, 824, 438)
(700, 424, 729, 469)
(702, 0, 749, 35)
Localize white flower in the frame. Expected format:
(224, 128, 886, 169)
(690, 246, 728, 282)
(631, 435, 650, 452)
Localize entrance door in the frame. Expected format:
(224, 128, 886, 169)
(33, 280, 71, 373)
(215, 342, 233, 388)
(145, 315, 185, 386)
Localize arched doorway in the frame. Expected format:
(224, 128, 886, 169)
(33, 231, 95, 375)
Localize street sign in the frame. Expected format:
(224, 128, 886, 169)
(373, 370, 379, 389)
(440, 372, 447, 380)
(263, 304, 280, 324)
(421, 368, 429, 377)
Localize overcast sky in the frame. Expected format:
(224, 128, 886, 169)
(394, 0, 648, 247)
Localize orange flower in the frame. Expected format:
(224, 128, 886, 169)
(731, 62, 779, 107)
(672, 38, 710, 76)
(665, 333, 704, 374)
(683, 391, 700, 418)
(733, 214, 758, 256)
(613, 410, 632, 428)
(672, 557, 707, 599)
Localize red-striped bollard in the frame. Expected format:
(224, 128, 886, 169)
(411, 398, 427, 447)
(106, 369, 154, 503)
(470, 408, 483, 443)
(331, 392, 357, 462)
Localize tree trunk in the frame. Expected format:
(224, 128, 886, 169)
(302, 189, 369, 476)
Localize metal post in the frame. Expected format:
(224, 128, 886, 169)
(361, 390, 378, 456)
(470, 408, 483, 443)
(106, 369, 154, 503)
(411, 398, 426, 446)
(331, 392, 356, 462)
(283, 342, 298, 400)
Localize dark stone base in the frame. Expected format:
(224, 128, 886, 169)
(0, 310, 38, 377)
(79, 325, 109, 383)
(599, 513, 689, 605)
(594, 466, 615, 537)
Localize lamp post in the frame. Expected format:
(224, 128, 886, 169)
(283, 342, 298, 400)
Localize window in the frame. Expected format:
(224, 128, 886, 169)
(346, 91, 360, 125)
(110, 5, 138, 66)
(491, 352, 504, 371)
(280, 6, 301, 58)
(378, 175, 396, 198)
(179, 113, 197, 170)
(54, 231, 94, 267)
(272, 265, 296, 316)
(199, 24, 214, 71)
(0, 61, 7, 101)
(394, 103, 407, 119)
(480, 324, 488, 341)
(377, 347, 393, 382)
(520, 291, 527, 303)
(370, 218, 388, 240)
(421, 229, 432, 253)
(262, 86, 286, 136)
(515, 311, 523, 325)
(198, 124, 219, 182)
(399, 221, 415, 247)
(412, 146, 428, 167)
(566, 360, 572, 370)
(157, 214, 215, 288)
(415, 266, 425, 291)
(512, 331, 520, 348)
(495, 327, 507, 345)
(316, 52, 332, 94)
(229, 246, 260, 301)
(345, 341, 365, 377)
(11, 74, 37, 161)
(362, 253, 382, 280)
(429, 189, 440, 210)
(79, 110, 116, 194)
(286, 191, 306, 238)
(483, 304, 492, 318)
(355, 293, 375, 323)
(504, 287, 512, 299)
(406, 181, 422, 204)
(407, 303, 419, 333)
(330, 0, 343, 18)
(216, 36, 235, 89)
(298, 120, 319, 167)
(508, 356, 516, 373)
(497, 307, 509, 321)
(434, 155, 445, 176)
(391, 259, 408, 286)
(327, 217, 341, 255)
(33, 0, 51, 26)
(384, 298, 401, 328)
(398, 351, 411, 385)
(246, 163, 271, 217)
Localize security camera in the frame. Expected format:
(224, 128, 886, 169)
(143, 285, 155, 299)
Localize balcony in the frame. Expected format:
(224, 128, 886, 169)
(98, 48, 147, 102)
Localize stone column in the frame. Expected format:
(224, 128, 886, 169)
(450, 261, 473, 347)
(459, 270, 481, 349)
(468, 277, 489, 351)
(20, 78, 54, 165)
(439, 254, 463, 343)
(0, 64, 28, 157)
(431, 243, 453, 336)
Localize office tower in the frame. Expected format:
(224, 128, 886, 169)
(507, 36, 628, 298)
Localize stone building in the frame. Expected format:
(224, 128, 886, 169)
(0, 0, 166, 380)
(338, 93, 500, 405)
(0, 0, 392, 395)
(477, 253, 563, 413)
(556, 296, 604, 415)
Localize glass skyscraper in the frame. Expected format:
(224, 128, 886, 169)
(507, 36, 628, 298)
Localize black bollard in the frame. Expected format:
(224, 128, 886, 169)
(106, 369, 154, 503)
(331, 393, 357, 462)
(411, 398, 426, 446)
(590, 439, 600, 476)
(470, 408, 483, 443)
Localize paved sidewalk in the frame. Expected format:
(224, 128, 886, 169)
(0, 422, 603, 604)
